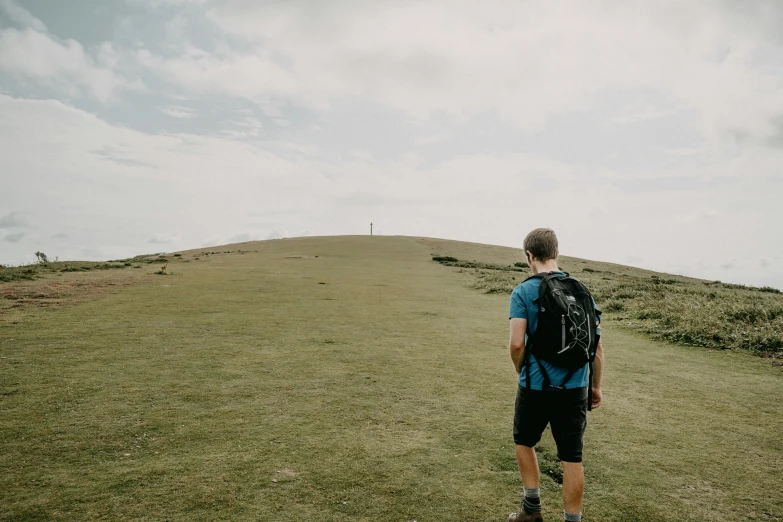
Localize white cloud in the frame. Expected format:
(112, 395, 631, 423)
(664, 147, 704, 157)
(0, 211, 31, 229)
(227, 232, 256, 243)
(130, 0, 208, 7)
(160, 105, 196, 119)
(611, 101, 678, 124)
(134, 45, 303, 106)
(219, 111, 263, 138)
(148, 233, 180, 244)
(0, 0, 46, 31)
(0, 24, 141, 102)
(1, 232, 25, 243)
(416, 133, 450, 145)
(124, 0, 783, 144)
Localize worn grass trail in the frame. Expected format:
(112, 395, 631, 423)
(1, 236, 781, 521)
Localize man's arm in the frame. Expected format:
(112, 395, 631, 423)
(591, 339, 604, 408)
(509, 318, 527, 374)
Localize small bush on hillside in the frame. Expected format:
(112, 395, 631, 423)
(96, 263, 124, 270)
(433, 256, 528, 272)
(514, 262, 529, 268)
(0, 266, 37, 282)
(603, 299, 625, 312)
(650, 275, 678, 285)
(469, 271, 520, 294)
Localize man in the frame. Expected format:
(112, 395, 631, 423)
(507, 228, 604, 522)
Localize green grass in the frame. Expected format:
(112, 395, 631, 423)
(433, 255, 783, 354)
(1, 236, 781, 521)
(0, 260, 135, 282)
(0, 253, 191, 282)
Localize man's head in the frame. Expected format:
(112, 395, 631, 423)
(523, 228, 559, 264)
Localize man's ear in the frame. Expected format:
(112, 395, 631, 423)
(525, 250, 534, 263)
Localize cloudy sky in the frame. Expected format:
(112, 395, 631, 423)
(1, 0, 782, 288)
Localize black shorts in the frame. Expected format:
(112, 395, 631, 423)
(513, 385, 588, 463)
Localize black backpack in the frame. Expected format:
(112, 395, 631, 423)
(523, 272, 601, 409)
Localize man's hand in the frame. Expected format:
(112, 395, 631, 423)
(591, 387, 603, 409)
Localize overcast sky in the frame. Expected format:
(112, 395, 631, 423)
(1, 0, 782, 288)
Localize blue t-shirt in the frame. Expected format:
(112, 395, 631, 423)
(509, 273, 601, 390)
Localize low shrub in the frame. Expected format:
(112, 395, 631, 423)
(433, 256, 528, 272)
(61, 267, 89, 272)
(603, 299, 625, 312)
(0, 267, 37, 282)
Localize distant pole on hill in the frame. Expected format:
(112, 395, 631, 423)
(370, 222, 373, 235)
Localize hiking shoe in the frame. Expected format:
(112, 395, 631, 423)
(507, 510, 543, 522)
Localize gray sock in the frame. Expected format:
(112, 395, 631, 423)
(522, 487, 541, 513)
(564, 511, 582, 522)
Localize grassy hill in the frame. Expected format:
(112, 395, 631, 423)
(1, 236, 781, 521)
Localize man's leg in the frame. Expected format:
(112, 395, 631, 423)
(561, 461, 584, 514)
(515, 444, 540, 488)
(512, 387, 548, 520)
(550, 388, 588, 521)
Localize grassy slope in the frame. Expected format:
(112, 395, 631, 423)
(0, 236, 780, 521)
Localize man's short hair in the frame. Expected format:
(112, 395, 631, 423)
(524, 228, 559, 261)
